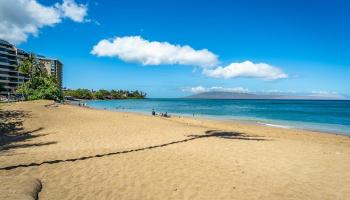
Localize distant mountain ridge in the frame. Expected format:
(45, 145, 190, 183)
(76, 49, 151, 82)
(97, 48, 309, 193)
(186, 91, 348, 100)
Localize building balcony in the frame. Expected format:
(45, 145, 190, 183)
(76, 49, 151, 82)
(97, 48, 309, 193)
(0, 50, 17, 57)
(0, 65, 17, 71)
(0, 61, 16, 67)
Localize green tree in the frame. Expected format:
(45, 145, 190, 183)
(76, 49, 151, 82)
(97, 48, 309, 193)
(17, 54, 46, 79)
(94, 89, 110, 99)
(62, 88, 146, 100)
(110, 89, 123, 99)
(64, 89, 93, 99)
(16, 55, 62, 101)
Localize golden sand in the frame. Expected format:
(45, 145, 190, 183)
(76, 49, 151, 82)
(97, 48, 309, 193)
(1, 100, 349, 199)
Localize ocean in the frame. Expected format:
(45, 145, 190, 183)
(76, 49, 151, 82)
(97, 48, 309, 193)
(85, 99, 350, 135)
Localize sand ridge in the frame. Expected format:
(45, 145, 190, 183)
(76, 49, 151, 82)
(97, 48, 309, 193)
(1, 100, 350, 199)
(0, 176, 41, 200)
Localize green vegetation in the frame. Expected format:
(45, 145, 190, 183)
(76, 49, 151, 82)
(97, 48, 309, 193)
(64, 89, 146, 100)
(13, 54, 145, 101)
(16, 54, 63, 101)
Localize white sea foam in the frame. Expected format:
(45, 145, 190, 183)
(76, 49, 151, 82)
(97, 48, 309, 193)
(258, 122, 292, 129)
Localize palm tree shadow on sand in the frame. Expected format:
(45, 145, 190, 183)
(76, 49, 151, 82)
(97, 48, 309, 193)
(0, 109, 56, 153)
(0, 129, 268, 171)
(188, 130, 267, 141)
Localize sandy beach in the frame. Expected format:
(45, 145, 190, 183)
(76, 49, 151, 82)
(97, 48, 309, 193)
(1, 100, 349, 200)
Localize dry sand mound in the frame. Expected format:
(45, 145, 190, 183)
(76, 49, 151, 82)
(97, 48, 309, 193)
(0, 176, 42, 200)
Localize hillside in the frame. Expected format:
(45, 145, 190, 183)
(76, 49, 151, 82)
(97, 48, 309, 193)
(186, 91, 347, 100)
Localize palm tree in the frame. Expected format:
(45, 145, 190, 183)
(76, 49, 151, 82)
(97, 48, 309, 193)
(17, 54, 46, 79)
(15, 54, 62, 101)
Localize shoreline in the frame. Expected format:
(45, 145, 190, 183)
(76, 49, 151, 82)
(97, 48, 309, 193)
(78, 101, 350, 137)
(80, 105, 349, 139)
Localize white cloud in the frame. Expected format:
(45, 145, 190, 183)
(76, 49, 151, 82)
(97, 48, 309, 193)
(183, 86, 250, 94)
(203, 60, 288, 81)
(311, 91, 338, 95)
(55, 0, 88, 23)
(91, 37, 288, 81)
(309, 91, 345, 99)
(0, 0, 88, 44)
(258, 89, 297, 95)
(91, 36, 219, 68)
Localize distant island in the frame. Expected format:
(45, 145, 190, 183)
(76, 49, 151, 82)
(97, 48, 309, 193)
(186, 91, 347, 100)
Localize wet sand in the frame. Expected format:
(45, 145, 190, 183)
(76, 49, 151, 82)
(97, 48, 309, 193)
(1, 100, 349, 199)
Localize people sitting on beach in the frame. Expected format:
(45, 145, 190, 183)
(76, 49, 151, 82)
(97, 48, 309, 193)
(160, 112, 170, 118)
(152, 109, 156, 116)
(78, 102, 87, 107)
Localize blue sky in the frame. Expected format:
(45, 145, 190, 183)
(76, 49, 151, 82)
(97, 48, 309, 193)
(2, 0, 350, 98)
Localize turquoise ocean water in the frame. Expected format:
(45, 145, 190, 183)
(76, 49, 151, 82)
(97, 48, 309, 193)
(85, 99, 350, 135)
